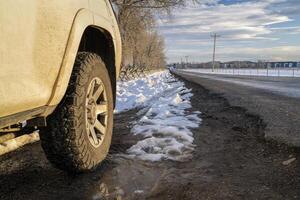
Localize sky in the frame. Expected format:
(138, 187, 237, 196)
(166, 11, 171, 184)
(158, 0, 300, 63)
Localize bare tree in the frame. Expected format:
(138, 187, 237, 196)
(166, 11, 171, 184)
(113, 0, 200, 79)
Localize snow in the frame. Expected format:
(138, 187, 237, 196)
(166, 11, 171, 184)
(115, 71, 173, 113)
(116, 71, 201, 162)
(134, 190, 144, 194)
(182, 68, 300, 77)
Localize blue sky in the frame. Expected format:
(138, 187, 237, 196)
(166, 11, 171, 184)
(158, 0, 300, 63)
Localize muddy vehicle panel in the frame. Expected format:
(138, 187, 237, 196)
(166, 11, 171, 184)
(0, 0, 122, 172)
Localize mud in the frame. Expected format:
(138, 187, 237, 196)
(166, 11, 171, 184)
(0, 77, 300, 199)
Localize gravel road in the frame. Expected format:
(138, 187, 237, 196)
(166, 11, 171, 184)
(0, 74, 299, 199)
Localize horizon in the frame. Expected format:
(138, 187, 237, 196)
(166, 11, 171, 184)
(168, 60, 300, 64)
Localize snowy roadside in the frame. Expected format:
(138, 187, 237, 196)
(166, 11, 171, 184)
(116, 71, 201, 162)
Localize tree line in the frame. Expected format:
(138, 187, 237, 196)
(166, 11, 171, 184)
(111, 0, 196, 79)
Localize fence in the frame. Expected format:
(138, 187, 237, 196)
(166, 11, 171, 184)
(188, 68, 300, 78)
(119, 65, 163, 81)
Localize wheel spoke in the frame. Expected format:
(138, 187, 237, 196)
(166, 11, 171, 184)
(93, 85, 104, 100)
(94, 120, 106, 134)
(96, 103, 107, 115)
(88, 80, 96, 99)
(86, 77, 108, 147)
(89, 126, 99, 145)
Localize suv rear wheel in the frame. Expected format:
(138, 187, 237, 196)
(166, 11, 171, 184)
(40, 52, 113, 173)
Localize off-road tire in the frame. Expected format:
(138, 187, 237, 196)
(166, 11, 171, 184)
(40, 52, 114, 173)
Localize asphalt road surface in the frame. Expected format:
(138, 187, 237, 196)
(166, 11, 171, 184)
(181, 69, 300, 98)
(175, 69, 300, 147)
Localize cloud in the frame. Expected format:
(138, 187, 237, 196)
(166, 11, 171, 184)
(159, 1, 291, 38)
(268, 0, 300, 16)
(158, 0, 300, 62)
(270, 26, 300, 34)
(167, 45, 300, 62)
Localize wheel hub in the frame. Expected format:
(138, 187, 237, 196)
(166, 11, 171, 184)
(85, 77, 108, 148)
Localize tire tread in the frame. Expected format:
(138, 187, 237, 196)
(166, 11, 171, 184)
(40, 52, 109, 173)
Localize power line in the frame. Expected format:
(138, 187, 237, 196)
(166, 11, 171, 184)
(211, 33, 221, 72)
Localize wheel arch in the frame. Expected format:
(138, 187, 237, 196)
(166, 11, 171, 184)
(78, 26, 117, 106)
(46, 9, 119, 112)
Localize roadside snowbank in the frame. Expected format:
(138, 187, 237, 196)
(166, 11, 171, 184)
(116, 71, 201, 162)
(115, 71, 174, 113)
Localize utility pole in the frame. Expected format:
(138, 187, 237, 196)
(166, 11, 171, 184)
(211, 33, 221, 72)
(185, 56, 189, 64)
(181, 57, 183, 68)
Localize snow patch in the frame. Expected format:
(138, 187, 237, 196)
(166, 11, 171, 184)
(116, 71, 201, 162)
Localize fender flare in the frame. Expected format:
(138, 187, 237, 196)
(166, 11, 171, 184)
(46, 9, 117, 107)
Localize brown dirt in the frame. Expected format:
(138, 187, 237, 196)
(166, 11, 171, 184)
(148, 77, 300, 200)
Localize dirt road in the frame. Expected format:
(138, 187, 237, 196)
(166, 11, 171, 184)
(0, 75, 300, 199)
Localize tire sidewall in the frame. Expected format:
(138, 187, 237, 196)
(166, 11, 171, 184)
(82, 58, 114, 164)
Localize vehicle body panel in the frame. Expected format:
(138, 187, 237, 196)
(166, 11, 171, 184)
(0, 0, 121, 122)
